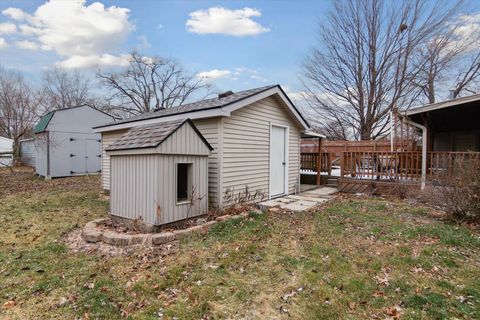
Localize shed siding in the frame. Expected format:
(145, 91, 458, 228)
(110, 154, 208, 225)
(47, 106, 113, 133)
(34, 132, 48, 176)
(19, 139, 35, 167)
(192, 118, 221, 208)
(221, 96, 301, 205)
(101, 129, 128, 189)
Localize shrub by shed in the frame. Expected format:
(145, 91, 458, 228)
(106, 119, 212, 230)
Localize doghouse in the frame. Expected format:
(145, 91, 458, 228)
(105, 119, 212, 230)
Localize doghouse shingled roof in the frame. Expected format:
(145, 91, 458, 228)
(105, 119, 213, 151)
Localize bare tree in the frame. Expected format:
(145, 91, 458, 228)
(450, 51, 480, 98)
(0, 68, 39, 158)
(97, 52, 212, 116)
(415, 21, 480, 103)
(416, 32, 463, 103)
(40, 67, 93, 112)
(301, 0, 462, 140)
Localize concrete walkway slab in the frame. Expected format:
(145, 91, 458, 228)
(258, 186, 337, 213)
(302, 187, 337, 197)
(286, 195, 328, 203)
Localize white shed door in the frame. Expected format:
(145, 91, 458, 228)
(69, 138, 86, 175)
(86, 139, 101, 173)
(270, 125, 287, 197)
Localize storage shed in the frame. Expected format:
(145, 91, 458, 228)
(0, 136, 13, 167)
(95, 85, 311, 209)
(106, 119, 212, 229)
(34, 105, 114, 178)
(19, 138, 35, 167)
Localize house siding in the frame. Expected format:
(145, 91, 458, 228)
(221, 96, 301, 205)
(102, 129, 128, 190)
(192, 118, 221, 208)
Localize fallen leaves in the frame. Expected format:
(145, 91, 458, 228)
(348, 301, 356, 311)
(84, 282, 95, 290)
(374, 267, 391, 286)
(386, 305, 402, 318)
(281, 286, 304, 302)
(3, 300, 16, 309)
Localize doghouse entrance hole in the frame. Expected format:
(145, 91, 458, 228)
(176, 163, 192, 203)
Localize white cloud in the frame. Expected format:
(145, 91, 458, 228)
(196, 66, 270, 84)
(2, 0, 134, 68)
(250, 74, 267, 83)
(2, 7, 29, 21)
(57, 53, 130, 69)
(282, 86, 308, 105)
(16, 40, 39, 50)
(449, 13, 480, 52)
(0, 22, 16, 35)
(197, 69, 231, 81)
(186, 7, 270, 36)
(234, 66, 268, 83)
(136, 35, 151, 49)
(0, 37, 7, 49)
(18, 24, 40, 36)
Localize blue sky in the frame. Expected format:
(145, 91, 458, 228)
(0, 0, 331, 94)
(1, 0, 479, 100)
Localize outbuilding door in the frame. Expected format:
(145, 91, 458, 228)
(86, 139, 101, 173)
(69, 138, 85, 175)
(270, 125, 288, 198)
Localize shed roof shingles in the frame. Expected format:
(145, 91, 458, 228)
(97, 85, 278, 128)
(105, 119, 186, 151)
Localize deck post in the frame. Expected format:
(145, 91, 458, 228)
(401, 116, 427, 190)
(316, 137, 322, 186)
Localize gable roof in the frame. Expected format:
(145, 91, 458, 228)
(405, 93, 480, 116)
(34, 105, 115, 134)
(94, 85, 310, 132)
(105, 119, 213, 152)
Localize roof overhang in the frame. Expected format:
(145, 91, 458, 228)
(301, 131, 326, 138)
(404, 93, 480, 116)
(93, 86, 310, 133)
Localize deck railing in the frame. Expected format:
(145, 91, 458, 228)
(300, 152, 332, 174)
(340, 151, 480, 181)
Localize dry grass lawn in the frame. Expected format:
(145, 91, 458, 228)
(0, 167, 479, 319)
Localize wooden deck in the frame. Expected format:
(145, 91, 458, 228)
(340, 151, 480, 181)
(301, 150, 480, 192)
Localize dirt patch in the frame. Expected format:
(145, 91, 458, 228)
(62, 229, 180, 257)
(0, 166, 101, 197)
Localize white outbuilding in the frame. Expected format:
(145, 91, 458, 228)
(105, 119, 212, 230)
(0, 136, 14, 167)
(34, 105, 114, 178)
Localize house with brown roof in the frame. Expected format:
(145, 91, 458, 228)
(94, 85, 316, 212)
